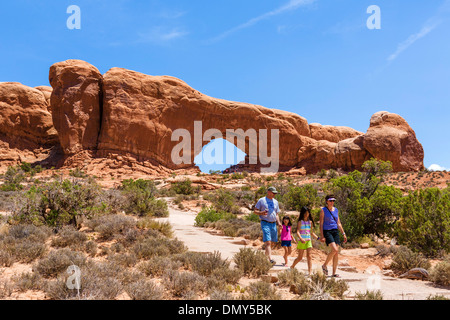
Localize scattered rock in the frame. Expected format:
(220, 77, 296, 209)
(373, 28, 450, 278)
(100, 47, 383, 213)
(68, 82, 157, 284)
(399, 268, 429, 281)
(360, 243, 370, 249)
(261, 275, 278, 283)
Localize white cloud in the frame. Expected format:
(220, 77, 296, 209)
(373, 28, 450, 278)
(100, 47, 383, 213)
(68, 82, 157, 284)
(387, 21, 441, 62)
(428, 164, 448, 171)
(208, 0, 316, 43)
(137, 27, 189, 44)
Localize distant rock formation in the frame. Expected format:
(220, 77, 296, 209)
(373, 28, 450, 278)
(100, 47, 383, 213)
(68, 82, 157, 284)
(0, 82, 58, 166)
(0, 59, 425, 174)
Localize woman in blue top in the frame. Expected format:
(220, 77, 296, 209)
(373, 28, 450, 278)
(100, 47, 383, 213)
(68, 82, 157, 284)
(319, 194, 347, 277)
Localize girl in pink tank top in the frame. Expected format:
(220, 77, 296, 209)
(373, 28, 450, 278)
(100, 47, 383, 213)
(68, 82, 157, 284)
(280, 216, 296, 266)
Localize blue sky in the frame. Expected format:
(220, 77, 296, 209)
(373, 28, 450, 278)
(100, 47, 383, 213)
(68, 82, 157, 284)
(1, 0, 449, 172)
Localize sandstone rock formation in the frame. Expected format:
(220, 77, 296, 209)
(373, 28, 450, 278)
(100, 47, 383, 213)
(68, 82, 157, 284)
(49, 60, 103, 155)
(0, 82, 58, 166)
(97, 67, 310, 170)
(0, 59, 425, 174)
(363, 111, 424, 172)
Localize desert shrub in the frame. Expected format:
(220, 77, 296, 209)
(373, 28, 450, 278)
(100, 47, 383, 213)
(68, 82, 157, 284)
(7, 224, 52, 243)
(282, 184, 320, 211)
(325, 168, 403, 241)
(163, 269, 207, 298)
(209, 289, 235, 300)
(283, 270, 348, 299)
(303, 272, 348, 300)
(12, 272, 44, 292)
(1, 239, 47, 264)
(210, 267, 242, 286)
(0, 280, 13, 298)
(277, 268, 308, 287)
(233, 248, 272, 277)
(86, 214, 136, 240)
(170, 179, 198, 195)
(132, 237, 187, 259)
(395, 188, 450, 257)
(354, 290, 384, 300)
(34, 248, 87, 278)
(186, 251, 230, 277)
(375, 244, 396, 257)
(195, 206, 235, 227)
(390, 246, 431, 274)
(12, 177, 102, 228)
(120, 179, 168, 217)
(107, 252, 138, 268)
(427, 294, 449, 300)
(69, 168, 87, 178)
(138, 257, 182, 278)
(0, 250, 14, 267)
(84, 240, 98, 257)
(236, 222, 262, 240)
(0, 224, 50, 263)
(205, 188, 241, 214)
(137, 218, 173, 238)
(126, 279, 164, 300)
(366, 186, 403, 237)
(0, 190, 19, 212)
(241, 281, 280, 300)
(0, 166, 25, 191)
(430, 255, 450, 286)
(51, 226, 88, 249)
(45, 261, 125, 300)
(244, 212, 260, 223)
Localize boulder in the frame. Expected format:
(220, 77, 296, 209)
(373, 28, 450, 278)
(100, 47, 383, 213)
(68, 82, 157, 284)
(363, 111, 424, 172)
(49, 59, 103, 155)
(0, 82, 58, 145)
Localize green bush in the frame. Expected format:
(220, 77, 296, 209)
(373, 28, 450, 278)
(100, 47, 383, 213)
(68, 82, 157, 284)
(0, 166, 25, 191)
(282, 184, 320, 212)
(12, 178, 102, 228)
(170, 179, 198, 195)
(395, 188, 450, 257)
(120, 179, 168, 217)
(205, 188, 241, 214)
(195, 206, 235, 227)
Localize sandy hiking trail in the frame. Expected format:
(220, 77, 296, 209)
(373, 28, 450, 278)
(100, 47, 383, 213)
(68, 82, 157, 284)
(163, 201, 450, 300)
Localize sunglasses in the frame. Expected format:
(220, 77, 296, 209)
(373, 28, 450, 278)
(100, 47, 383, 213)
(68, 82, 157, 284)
(327, 200, 335, 202)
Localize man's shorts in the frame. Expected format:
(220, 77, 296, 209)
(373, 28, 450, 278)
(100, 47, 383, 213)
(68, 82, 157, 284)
(323, 229, 341, 246)
(261, 220, 278, 243)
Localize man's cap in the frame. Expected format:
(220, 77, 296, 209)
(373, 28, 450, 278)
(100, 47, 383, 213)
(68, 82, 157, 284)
(267, 187, 278, 194)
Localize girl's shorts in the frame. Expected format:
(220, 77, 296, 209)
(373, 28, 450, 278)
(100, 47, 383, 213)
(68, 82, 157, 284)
(281, 240, 292, 247)
(297, 240, 312, 250)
